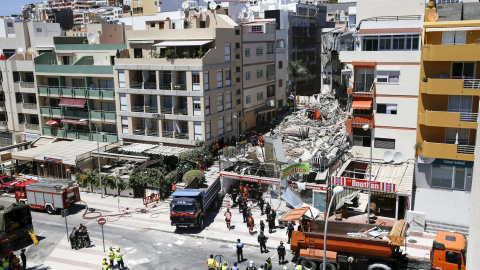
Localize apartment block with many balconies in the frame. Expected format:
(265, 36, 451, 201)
(115, 10, 242, 147)
(35, 36, 126, 143)
(413, 1, 480, 230)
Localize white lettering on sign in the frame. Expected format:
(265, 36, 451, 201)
(351, 180, 380, 190)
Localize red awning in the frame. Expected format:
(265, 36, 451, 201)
(352, 100, 372, 109)
(59, 98, 86, 108)
(61, 119, 86, 124)
(46, 120, 59, 125)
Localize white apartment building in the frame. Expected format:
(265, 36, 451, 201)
(339, 3, 424, 161)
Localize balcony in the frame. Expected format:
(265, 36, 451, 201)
(346, 114, 374, 133)
(20, 82, 35, 89)
(24, 123, 40, 131)
(34, 53, 114, 75)
(0, 121, 7, 129)
(422, 44, 480, 62)
(41, 127, 118, 142)
(38, 86, 115, 100)
(419, 111, 478, 129)
(89, 111, 117, 122)
(421, 141, 475, 161)
(40, 107, 64, 117)
(22, 103, 38, 110)
(349, 82, 375, 98)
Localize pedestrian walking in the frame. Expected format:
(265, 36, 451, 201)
(236, 239, 244, 263)
(259, 220, 265, 233)
(115, 248, 124, 270)
(264, 258, 272, 270)
(257, 231, 268, 253)
(246, 261, 257, 270)
(224, 207, 232, 229)
(267, 214, 275, 233)
(206, 254, 216, 270)
(287, 222, 295, 244)
(232, 188, 238, 205)
(107, 247, 115, 266)
(242, 204, 248, 223)
(20, 249, 26, 270)
(258, 197, 265, 215)
(265, 203, 271, 216)
(277, 241, 286, 265)
(247, 213, 254, 235)
(231, 262, 239, 270)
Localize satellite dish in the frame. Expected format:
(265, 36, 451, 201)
(202, 6, 208, 13)
(182, 1, 190, 9)
(428, 11, 439, 22)
(17, 46, 25, 53)
(393, 152, 403, 164)
(208, 1, 217, 10)
(27, 47, 34, 55)
(241, 7, 247, 13)
(237, 12, 244, 19)
(383, 151, 393, 163)
(87, 33, 96, 43)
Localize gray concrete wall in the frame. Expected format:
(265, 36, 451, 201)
(463, 3, 480, 20)
(414, 163, 431, 188)
(467, 116, 480, 269)
(437, 3, 463, 21)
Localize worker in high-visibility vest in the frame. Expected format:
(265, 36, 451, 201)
(101, 259, 108, 270)
(206, 254, 216, 270)
(2, 257, 10, 270)
(107, 247, 115, 267)
(116, 248, 124, 270)
(221, 261, 228, 270)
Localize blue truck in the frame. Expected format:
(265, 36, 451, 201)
(170, 177, 221, 229)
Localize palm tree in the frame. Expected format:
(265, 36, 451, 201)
(287, 59, 310, 111)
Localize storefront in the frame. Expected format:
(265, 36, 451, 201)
(416, 155, 473, 191)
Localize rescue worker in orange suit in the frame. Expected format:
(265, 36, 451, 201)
(206, 254, 216, 270)
(224, 207, 232, 229)
(247, 213, 255, 235)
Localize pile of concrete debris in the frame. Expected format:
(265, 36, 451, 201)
(272, 94, 349, 165)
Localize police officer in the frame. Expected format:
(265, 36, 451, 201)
(231, 262, 239, 270)
(264, 258, 272, 270)
(20, 249, 26, 270)
(277, 241, 286, 265)
(287, 221, 295, 244)
(238, 195, 244, 213)
(259, 220, 265, 233)
(116, 248, 124, 270)
(265, 203, 271, 216)
(107, 247, 115, 266)
(258, 196, 265, 215)
(242, 204, 248, 223)
(257, 231, 268, 253)
(206, 254, 216, 270)
(246, 261, 257, 270)
(236, 239, 244, 263)
(267, 214, 275, 234)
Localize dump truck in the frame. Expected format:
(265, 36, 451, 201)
(170, 177, 221, 229)
(290, 219, 466, 270)
(0, 201, 34, 246)
(15, 179, 81, 215)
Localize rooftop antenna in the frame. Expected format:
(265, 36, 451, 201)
(393, 152, 403, 164)
(383, 151, 393, 163)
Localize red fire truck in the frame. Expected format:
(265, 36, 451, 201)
(15, 179, 81, 215)
(0, 175, 20, 193)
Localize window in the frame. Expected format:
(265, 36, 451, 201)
(236, 89, 241, 95)
(194, 122, 202, 140)
(192, 72, 200, 91)
(205, 97, 210, 115)
(267, 85, 275, 98)
(18, 113, 25, 124)
(267, 43, 274, 54)
(172, 22, 176, 29)
(279, 61, 283, 69)
(246, 95, 251, 104)
(374, 138, 395, 149)
(377, 71, 399, 84)
(236, 77, 241, 83)
(442, 31, 466, 45)
(226, 92, 232, 109)
(6, 22, 13, 27)
(225, 43, 231, 62)
(235, 43, 240, 49)
(256, 47, 263, 56)
(3, 49, 15, 59)
(204, 71, 209, 90)
(0, 113, 6, 122)
(25, 73, 34, 82)
(432, 165, 466, 190)
(121, 117, 129, 133)
(267, 64, 275, 80)
(445, 251, 462, 265)
(200, 21, 206, 28)
(150, 22, 155, 27)
(193, 97, 201, 116)
(217, 94, 224, 112)
(236, 67, 240, 73)
(257, 70, 263, 78)
(445, 128, 469, 145)
(257, 92, 264, 101)
(277, 39, 285, 48)
(226, 114, 232, 132)
(218, 117, 224, 135)
(118, 70, 125, 88)
(376, 104, 397, 114)
(217, 70, 223, 88)
(363, 35, 419, 51)
(36, 28, 42, 33)
(120, 93, 127, 111)
(252, 25, 262, 32)
(225, 69, 231, 86)
(279, 79, 283, 87)
(15, 93, 23, 103)
(235, 29, 240, 35)
(30, 115, 39, 125)
(206, 121, 211, 139)
(245, 48, 250, 57)
(451, 62, 475, 79)
(246, 72, 251, 80)
(236, 53, 240, 60)
(13, 72, 21, 82)
(236, 99, 241, 105)
(448, 95, 472, 115)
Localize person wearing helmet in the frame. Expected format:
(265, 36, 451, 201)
(222, 261, 228, 270)
(278, 241, 286, 264)
(224, 207, 232, 230)
(206, 254, 216, 270)
(246, 261, 257, 270)
(107, 247, 115, 267)
(264, 257, 272, 270)
(115, 248, 124, 270)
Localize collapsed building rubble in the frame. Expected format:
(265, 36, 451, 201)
(271, 94, 350, 167)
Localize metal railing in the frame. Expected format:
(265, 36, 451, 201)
(0, 121, 7, 127)
(22, 103, 37, 110)
(133, 129, 145, 135)
(37, 86, 115, 99)
(173, 83, 187, 91)
(132, 106, 145, 112)
(457, 144, 476, 155)
(144, 82, 157, 89)
(20, 82, 35, 88)
(460, 112, 479, 122)
(146, 129, 159, 136)
(24, 123, 39, 130)
(353, 82, 374, 94)
(130, 82, 143, 89)
(463, 79, 480, 89)
(174, 108, 188, 115)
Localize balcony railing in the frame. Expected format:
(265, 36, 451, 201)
(463, 79, 480, 89)
(353, 82, 374, 94)
(351, 114, 374, 126)
(24, 123, 39, 130)
(172, 83, 187, 91)
(457, 144, 475, 155)
(133, 129, 146, 135)
(20, 82, 35, 88)
(144, 82, 157, 89)
(38, 86, 115, 100)
(0, 121, 7, 128)
(130, 82, 143, 89)
(174, 108, 188, 115)
(22, 103, 37, 110)
(42, 127, 118, 142)
(459, 112, 479, 122)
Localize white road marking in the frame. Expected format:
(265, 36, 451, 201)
(128, 258, 150, 266)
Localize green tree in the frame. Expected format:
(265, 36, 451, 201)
(183, 170, 206, 185)
(178, 141, 213, 169)
(75, 169, 99, 192)
(287, 59, 310, 111)
(128, 167, 173, 199)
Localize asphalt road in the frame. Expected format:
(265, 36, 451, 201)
(9, 200, 296, 270)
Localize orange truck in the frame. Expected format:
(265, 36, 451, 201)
(290, 219, 466, 270)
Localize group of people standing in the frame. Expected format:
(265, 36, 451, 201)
(102, 246, 124, 270)
(69, 223, 92, 250)
(0, 249, 26, 270)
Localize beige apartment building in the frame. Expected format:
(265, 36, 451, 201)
(115, 10, 242, 146)
(131, 0, 159, 16)
(241, 19, 279, 130)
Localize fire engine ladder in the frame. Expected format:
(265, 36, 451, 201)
(27, 226, 38, 245)
(307, 236, 316, 257)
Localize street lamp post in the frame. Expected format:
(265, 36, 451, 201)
(323, 186, 344, 270)
(363, 124, 373, 223)
(80, 119, 103, 198)
(232, 112, 240, 141)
